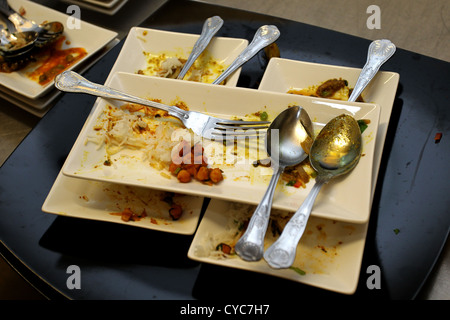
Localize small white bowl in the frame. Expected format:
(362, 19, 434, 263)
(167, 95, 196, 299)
(259, 57, 400, 199)
(108, 27, 249, 86)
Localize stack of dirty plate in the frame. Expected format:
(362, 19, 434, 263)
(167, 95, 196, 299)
(0, 0, 118, 117)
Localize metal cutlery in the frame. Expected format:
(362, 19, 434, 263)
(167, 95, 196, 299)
(212, 25, 280, 85)
(55, 71, 270, 141)
(177, 16, 223, 80)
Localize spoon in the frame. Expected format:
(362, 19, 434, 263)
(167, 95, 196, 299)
(0, 25, 37, 57)
(33, 21, 64, 47)
(263, 114, 362, 269)
(0, 1, 63, 46)
(212, 25, 280, 85)
(177, 16, 223, 80)
(234, 106, 314, 261)
(348, 39, 396, 102)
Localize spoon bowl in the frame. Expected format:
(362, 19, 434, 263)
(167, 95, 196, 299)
(264, 114, 362, 269)
(234, 106, 313, 261)
(0, 27, 37, 57)
(310, 114, 362, 175)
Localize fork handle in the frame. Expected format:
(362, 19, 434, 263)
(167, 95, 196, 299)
(54, 71, 186, 119)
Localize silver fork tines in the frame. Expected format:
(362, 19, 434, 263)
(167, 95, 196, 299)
(210, 120, 269, 139)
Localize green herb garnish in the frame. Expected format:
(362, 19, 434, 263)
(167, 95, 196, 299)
(289, 266, 306, 275)
(260, 111, 268, 121)
(357, 119, 369, 133)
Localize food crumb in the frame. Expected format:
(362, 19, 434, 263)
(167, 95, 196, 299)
(434, 132, 442, 143)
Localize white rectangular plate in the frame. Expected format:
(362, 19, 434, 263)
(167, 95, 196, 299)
(188, 200, 368, 294)
(62, 72, 380, 224)
(107, 27, 248, 87)
(0, 0, 118, 99)
(259, 58, 400, 199)
(42, 171, 204, 235)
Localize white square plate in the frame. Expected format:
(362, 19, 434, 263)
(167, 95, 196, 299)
(188, 200, 368, 294)
(0, 0, 118, 99)
(107, 27, 249, 86)
(259, 58, 400, 199)
(42, 171, 204, 235)
(62, 72, 380, 224)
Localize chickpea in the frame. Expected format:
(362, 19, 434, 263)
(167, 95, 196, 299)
(177, 169, 191, 183)
(169, 204, 183, 220)
(169, 162, 181, 174)
(197, 166, 210, 181)
(185, 164, 198, 178)
(210, 168, 223, 183)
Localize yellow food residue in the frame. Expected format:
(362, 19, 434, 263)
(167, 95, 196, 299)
(137, 51, 227, 84)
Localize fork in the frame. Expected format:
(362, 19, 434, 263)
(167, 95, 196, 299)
(55, 71, 270, 140)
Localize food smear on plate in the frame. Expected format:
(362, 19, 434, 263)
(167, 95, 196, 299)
(80, 182, 190, 223)
(193, 203, 352, 275)
(27, 36, 87, 85)
(288, 78, 364, 102)
(136, 51, 227, 84)
(87, 102, 225, 186)
(0, 35, 87, 85)
(85, 101, 314, 188)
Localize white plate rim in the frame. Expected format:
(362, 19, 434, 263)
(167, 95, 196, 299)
(42, 171, 205, 235)
(188, 199, 369, 294)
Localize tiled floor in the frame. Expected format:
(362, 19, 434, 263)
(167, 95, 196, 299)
(1, 0, 449, 300)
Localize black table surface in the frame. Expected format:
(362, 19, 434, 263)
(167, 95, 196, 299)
(0, 0, 449, 301)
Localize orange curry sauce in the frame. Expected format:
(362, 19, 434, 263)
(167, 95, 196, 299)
(27, 36, 87, 85)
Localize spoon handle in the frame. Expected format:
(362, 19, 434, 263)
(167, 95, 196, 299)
(348, 39, 396, 102)
(177, 16, 223, 80)
(264, 177, 327, 269)
(212, 25, 280, 85)
(234, 165, 284, 261)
